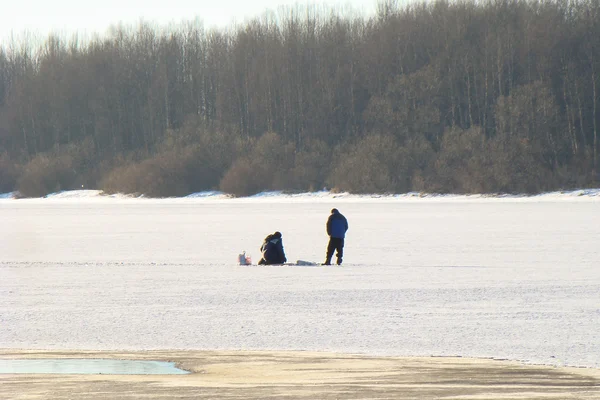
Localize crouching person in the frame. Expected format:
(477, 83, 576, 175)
(258, 231, 287, 265)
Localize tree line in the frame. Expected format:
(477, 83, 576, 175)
(0, 0, 598, 197)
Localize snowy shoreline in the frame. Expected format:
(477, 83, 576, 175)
(1, 188, 599, 202)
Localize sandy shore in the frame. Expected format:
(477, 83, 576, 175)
(1, 350, 599, 399)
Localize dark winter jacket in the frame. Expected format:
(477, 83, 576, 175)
(327, 209, 348, 239)
(260, 236, 287, 264)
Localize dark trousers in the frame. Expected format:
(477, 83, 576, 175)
(326, 237, 344, 265)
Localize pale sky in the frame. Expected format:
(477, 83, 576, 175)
(0, 0, 378, 43)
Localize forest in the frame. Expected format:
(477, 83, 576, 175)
(0, 0, 598, 197)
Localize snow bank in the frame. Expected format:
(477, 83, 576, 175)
(1, 188, 599, 202)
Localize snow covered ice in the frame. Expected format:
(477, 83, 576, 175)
(1, 190, 599, 369)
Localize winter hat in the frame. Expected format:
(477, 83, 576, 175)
(331, 208, 339, 214)
(273, 231, 282, 238)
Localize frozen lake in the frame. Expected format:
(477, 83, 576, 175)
(1, 191, 599, 368)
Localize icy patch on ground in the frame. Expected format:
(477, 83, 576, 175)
(0, 359, 189, 375)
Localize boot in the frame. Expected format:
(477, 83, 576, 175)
(336, 257, 342, 265)
(322, 257, 332, 266)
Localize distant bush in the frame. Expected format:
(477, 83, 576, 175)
(327, 133, 407, 193)
(100, 122, 244, 197)
(101, 151, 190, 197)
(553, 150, 597, 189)
(219, 132, 296, 196)
(219, 158, 268, 197)
(485, 135, 554, 194)
(17, 153, 77, 198)
(429, 125, 557, 194)
(15, 138, 107, 197)
(250, 132, 296, 187)
(0, 152, 20, 193)
(430, 126, 489, 193)
(289, 139, 330, 191)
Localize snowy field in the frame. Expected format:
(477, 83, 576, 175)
(1, 190, 599, 369)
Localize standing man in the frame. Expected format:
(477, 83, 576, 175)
(324, 208, 348, 265)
